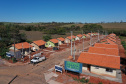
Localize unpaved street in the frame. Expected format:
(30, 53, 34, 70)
(0, 36, 99, 84)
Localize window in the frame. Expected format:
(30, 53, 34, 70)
(46, 43, 47, 45)
(106, 68, 113, 72)
(95, 66, 99, 69)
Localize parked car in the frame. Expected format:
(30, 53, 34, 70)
(31, 56, 46, 64)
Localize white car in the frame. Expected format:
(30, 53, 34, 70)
(31, 56, 46, 64)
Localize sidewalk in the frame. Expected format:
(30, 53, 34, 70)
(82, 70, 122, 83)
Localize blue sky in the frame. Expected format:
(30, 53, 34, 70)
(0, 0, 126, 23)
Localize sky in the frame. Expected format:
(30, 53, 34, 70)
(0, 0, 126, 23)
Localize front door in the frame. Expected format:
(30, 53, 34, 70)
(87, 64, 91, 71)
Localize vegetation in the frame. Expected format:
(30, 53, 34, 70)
(82, 24, 103, 33)
(11, 57, 17, 63)
(43, 35, 52, 41)
(0, 23, 27, 58)
(73, 77, 89, 83)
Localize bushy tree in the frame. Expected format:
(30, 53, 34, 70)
(43, 35, 52, 41)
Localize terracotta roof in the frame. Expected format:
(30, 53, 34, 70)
(50, 39, 59, 43)
(57, 37, 65, 41)
(88, 47, 119, 56)
(109, 33, 116, 37)
(94, 43, 118, 48)
(83, 34, 87, 36)
(76, 34, 83, 38)
(66, 35, 76, 40)
(106, 39, 116, 44)
(12, 42, 33, 49)
(77, 52, 120, 69)
(33, 40, 46, 46)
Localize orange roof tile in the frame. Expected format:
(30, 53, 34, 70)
(33, 40, 46, 46)
(77, 52, 120, 69)
(50, 39, 59, 43)
(76, 34, 83, 38)
(88, 47, 119, 56)
(106, 39, 116, 44)
(83, 34, 87, 36)
(12, 42, 33, 49)
(94, 43, 118, 48)
(57, 37, 65, 41)
(67, 35, 76, 40)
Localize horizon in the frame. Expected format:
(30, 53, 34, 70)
(0, 0, 126, 23)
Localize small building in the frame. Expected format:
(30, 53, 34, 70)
(75, 34, 83, 40)
(45, 39, 59, 47)
(65, 35, 76, 43)
(6, 50, 22, 59)
(31, 40, 46, 51)
(82, 34, 87, 38)
(9, 42, 33, 56)
(86, 34, 90, 38)
(57, 37, 65, 45)
(77, 52, 120, 77)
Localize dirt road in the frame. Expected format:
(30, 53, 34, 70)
(0, 36, 99, 84)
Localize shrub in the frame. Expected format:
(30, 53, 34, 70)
(5, 56, 10, 60)
(11, 57, 17, 63)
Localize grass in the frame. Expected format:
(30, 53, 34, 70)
(73, 77, 89, 83)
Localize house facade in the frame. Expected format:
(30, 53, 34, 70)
(57, 37, 65, 45)
(75, 34, 83, 40)
(77, 52, 120, 77)
(65, 35, 76, 43)
(10, 42, 33, 56)
(45, 39, 58, 47)
(31, 40, 46, 51)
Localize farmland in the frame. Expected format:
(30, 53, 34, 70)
(19, 22, 126, 41)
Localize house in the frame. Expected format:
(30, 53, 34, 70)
(10, 42, 33, 55)
(65, 35, 76, 43)
(86, 34, 90, 38)
(57, 37, 65, 45)
(31, 40, 46, 51)
(77, 52, 120, 77)
(45, 39, 59, 47)
(82, 34, 87, 38)
(75, 34, 83, 40)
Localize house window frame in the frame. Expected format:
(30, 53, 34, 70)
(106, 68, 113, 73)
(95, 66, 99, 69)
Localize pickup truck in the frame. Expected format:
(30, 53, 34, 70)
(31, 56, 46, 64)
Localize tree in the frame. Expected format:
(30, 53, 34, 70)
(43, 35, 52, 41)
(82, 24, 103, 33)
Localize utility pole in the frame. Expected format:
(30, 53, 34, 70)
(82, 30, 84, 52)
(90, 31, 92, 46)
(29, 43, 31, 63)
(14, 36, 16, 59)
(73, 41, 75, 60)
(22, 43, 24, 61)
(71, 31, 73, 56)
(98, 30, 99, 42)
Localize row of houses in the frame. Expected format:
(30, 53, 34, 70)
(77, 33, 120, 78)
(8, 33, 98, 59)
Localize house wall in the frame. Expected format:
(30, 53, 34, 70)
(31, 43, 40, 50)
(82, 36, 86, 38)
(65, 38, 70, 43)
(82, 64, 88, 71)
(91, 66, 116, 77)
(58, 40, 62, 45)
(75, 36, 80, 40)
(45, 41, 55, 47)
(9, 46, 18, 50)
